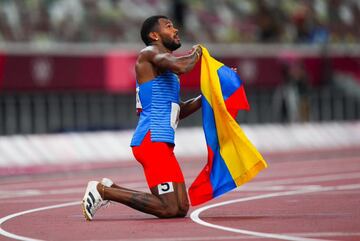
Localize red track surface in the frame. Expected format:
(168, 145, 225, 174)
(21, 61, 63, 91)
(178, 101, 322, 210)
(1, 147, 360, 241)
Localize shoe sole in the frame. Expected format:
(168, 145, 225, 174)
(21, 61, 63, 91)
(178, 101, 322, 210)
(82, 182, 93, 221)
(82, 181, 101, 221)
(81, 200, 92, 221)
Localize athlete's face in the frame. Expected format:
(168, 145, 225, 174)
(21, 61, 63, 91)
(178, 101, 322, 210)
(157, 18, 181, 51)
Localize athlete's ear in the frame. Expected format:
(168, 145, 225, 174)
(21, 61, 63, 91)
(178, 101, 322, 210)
(149, 32, 159, 42)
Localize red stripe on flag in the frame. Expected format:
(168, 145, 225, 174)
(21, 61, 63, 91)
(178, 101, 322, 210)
(188, 145, 215, 206)
(224, 85, 250, 119)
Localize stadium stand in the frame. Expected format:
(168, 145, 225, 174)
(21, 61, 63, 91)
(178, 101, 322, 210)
(0, 0, 359, 44)
(0, 0, 359, 136)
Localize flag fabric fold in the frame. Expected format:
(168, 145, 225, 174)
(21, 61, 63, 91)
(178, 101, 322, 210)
(188, 46, 268, 206)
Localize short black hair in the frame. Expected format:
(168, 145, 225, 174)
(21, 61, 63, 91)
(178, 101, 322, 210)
(140, 15, 168, 46)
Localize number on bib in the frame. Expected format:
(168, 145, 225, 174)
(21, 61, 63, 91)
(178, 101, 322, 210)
(158, 182, 174, 195)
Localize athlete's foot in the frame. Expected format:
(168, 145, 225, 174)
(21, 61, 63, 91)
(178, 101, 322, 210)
(81, 181, 104, 221)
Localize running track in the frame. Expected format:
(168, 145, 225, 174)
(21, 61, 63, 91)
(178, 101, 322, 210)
(0, 147, 359, 241)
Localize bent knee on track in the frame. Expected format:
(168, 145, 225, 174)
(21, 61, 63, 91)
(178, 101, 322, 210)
(177, 201, 189, 217)
(157, 201, 189, 218)
(157, 205, 180, 218)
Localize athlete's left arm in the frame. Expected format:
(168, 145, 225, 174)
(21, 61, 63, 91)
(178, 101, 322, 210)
(179, 95, 202, 120)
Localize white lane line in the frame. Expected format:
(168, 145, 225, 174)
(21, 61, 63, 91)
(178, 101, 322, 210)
(95, 232, 360, 241)
(0, 183, 148, 200)
(247, 171, 360, 187)
(190, 184, 360, 241)
(1, 184, 359, 241)
(1, 181, 359, 240)
(238, 185, 323, 191)
(1, 152, 358, 190)
(191, 189, 327, 241)
(0, 185, 321, 201)
(0, 188, 82, 199)
(2, 170, 359, 200)
(1, 198, 79, 204)
(285, 232, 360, 239)
(0, 201, 79, 241)
(98, 235, 251, 241)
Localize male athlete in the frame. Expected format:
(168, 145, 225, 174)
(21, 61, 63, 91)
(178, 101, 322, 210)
(82, 15, 202, 219)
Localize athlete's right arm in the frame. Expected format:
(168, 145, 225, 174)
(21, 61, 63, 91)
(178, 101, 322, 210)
(144, 45, 202, 74)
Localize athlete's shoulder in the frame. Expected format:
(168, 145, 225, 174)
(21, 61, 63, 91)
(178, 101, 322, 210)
(139, 46, 159, 58)
(137, 47, 158, 65)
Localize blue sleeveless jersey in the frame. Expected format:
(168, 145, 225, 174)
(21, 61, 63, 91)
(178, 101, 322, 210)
(131, 71, 180, 146)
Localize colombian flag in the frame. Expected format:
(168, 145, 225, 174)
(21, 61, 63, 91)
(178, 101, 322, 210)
(188, 47, 268, 206)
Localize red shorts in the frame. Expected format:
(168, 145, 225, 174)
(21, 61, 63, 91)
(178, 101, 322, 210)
(131, 131, 185, 188)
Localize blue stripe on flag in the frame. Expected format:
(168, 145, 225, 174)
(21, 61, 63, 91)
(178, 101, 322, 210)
(201, 97, 218, 152)
(217, 66, 243, 101)
(202, 95, 237, 198)
(210, 149, 237, 197)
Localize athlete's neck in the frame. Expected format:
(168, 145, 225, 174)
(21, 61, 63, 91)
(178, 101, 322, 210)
(151, 43, 172, 54)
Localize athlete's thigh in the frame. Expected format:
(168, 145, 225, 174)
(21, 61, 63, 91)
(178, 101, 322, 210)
(133, 136, 185, 189)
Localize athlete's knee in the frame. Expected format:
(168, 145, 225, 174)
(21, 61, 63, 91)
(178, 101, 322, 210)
(177, 201, 189, 217)
(156, 201, 189, 218)
(157, 205, 179, 218)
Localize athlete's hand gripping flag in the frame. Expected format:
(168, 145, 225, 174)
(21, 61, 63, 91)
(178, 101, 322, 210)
(188, 46, 268, 206)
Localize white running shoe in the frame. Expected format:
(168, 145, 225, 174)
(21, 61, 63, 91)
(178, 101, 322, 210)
(81, 181, 103, 221)
(100, 178, 113, 207)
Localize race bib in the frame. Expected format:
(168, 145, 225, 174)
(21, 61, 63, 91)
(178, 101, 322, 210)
(170, 102, 180, 130)
(158, 182, 174, 195)
(136, 86, 142, 113)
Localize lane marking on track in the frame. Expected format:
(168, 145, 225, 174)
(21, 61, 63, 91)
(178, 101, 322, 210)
(4, 230, 358, 241)
(247, 171, 360, 187)
(1, 198, 80, 204)
(0, 185, 321, 201)
(1, 175, 359, 240)
(1, 154, 359, 190)
(0, 201, 79, 241)
(90, 232, 360, 241)
(0, 184, 148, 200)
(2, 184, 359, 241)
(2, 170, 359, 200)
(190, 184, 360, 241)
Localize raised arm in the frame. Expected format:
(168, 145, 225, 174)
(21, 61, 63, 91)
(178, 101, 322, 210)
(149, 45, 202, 74)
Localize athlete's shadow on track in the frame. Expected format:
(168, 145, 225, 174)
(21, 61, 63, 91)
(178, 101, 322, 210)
(94, 216, 194, 222)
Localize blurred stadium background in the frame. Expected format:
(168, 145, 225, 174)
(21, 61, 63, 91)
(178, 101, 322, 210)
(0, 0, 359, 171)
